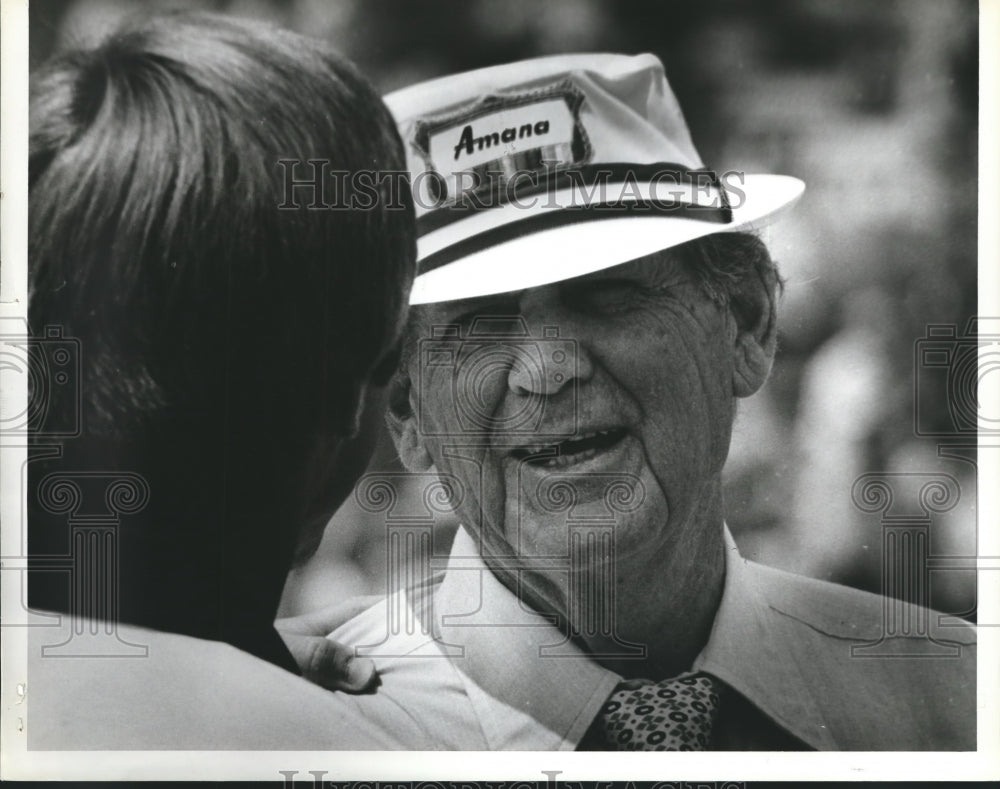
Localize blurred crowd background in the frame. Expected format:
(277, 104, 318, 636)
(29, 0, 980, 621)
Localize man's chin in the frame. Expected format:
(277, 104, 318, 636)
(509, 505, 669, 562)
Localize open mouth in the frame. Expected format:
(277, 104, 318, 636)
(510, 427, 628, 468)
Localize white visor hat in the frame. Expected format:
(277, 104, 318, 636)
(385, 53, 805, 305)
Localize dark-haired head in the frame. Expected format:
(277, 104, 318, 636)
(28, 12, 415, 666)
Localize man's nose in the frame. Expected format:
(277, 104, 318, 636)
(506, 289, 595, 397)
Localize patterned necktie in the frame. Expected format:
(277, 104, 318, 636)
(593, 672, 722, 750)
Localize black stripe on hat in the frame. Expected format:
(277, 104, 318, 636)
(417, 163, 733, 237)
(418, 197, 734, 275)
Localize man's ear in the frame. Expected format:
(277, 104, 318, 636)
(384, 374, 434, 472)
(730, 265, 780, 398)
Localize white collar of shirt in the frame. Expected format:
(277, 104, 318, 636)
(428, 524, 835, 750)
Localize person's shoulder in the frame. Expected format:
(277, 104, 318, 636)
(739, 560, 976, 750)
(27, 617, 426, 749)
(328, 586, 491, 749)
(746, 559, 976, 647)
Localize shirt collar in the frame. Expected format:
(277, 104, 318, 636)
(434, 526, 621, 750)
(433, 525, 833, 750)
(691, 528, 835, 750)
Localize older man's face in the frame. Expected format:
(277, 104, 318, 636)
(401, 248, 744, 608)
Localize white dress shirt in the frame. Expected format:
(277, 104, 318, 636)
(26, 525, 976, 750)
(330, 525, 977, 750)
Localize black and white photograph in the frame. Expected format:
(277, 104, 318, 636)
(1, 0, 996, 782)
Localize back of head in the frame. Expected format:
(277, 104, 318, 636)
(27, 13, 415, 659)
(30, 11, 413, 446)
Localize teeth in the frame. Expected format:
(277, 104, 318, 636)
(513, 429, 620, 467)
(535, 445, 603, 468)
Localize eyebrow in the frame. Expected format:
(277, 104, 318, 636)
(434, 292, 525, 321)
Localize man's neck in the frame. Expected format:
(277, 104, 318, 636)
(576, 483, 727, 680)
(27, 435, 302, 673)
